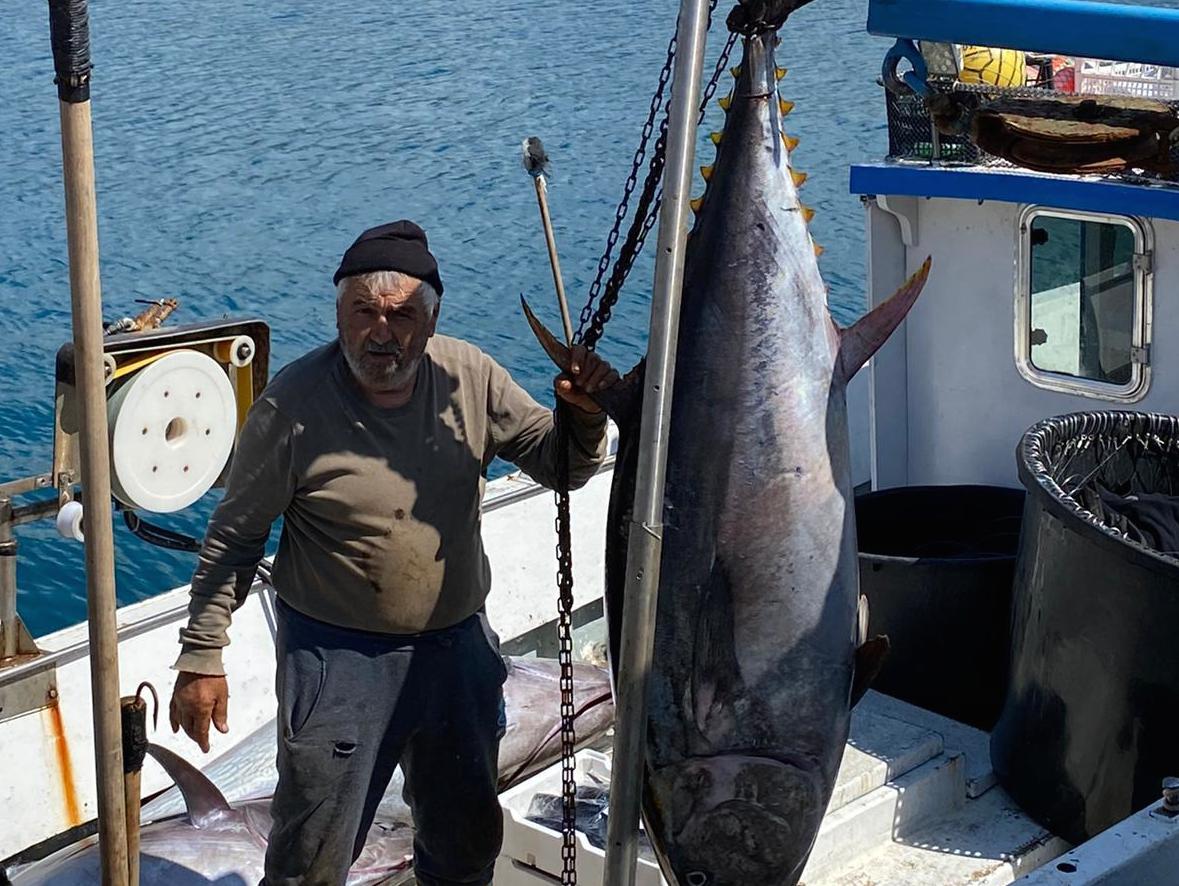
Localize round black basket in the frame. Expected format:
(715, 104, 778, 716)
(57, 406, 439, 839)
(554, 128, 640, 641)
(856, 485, 1025, 730)
(991, 411, 1179, 844)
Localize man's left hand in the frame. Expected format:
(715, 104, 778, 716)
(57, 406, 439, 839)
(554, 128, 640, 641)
(555, 345, 620, 415)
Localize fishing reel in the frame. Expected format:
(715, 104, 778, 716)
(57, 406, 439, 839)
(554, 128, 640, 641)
(52, 311, 271, 538)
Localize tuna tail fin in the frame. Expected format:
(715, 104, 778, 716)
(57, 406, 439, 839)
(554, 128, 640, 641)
(520, 295, 643, 427)
(837, 256, 932, 384)
(727, 0, 818, 32)
(147, 743, 232, 828)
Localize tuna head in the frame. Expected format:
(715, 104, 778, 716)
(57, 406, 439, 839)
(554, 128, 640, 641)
(646, 755, 826, 886)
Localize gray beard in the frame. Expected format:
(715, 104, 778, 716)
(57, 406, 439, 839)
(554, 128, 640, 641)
(341, 339, 420, 391)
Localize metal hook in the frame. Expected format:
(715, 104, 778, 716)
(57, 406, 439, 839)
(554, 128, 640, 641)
(882, 38, 930, 97)
(136, 681, 159, 731)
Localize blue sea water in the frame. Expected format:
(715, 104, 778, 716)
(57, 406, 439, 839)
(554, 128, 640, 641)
(0, 0, 891, 637)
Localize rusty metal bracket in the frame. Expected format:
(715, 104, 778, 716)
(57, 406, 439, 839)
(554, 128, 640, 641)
(0, 654, 57, 723)
(0, 474, 55, 499)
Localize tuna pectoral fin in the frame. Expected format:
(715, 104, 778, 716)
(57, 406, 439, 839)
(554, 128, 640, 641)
(147, 743, 232, 828)
(837, 256, 932, 383)
(691, 560, 745, 741)
(520, 295, 644, 426)
(851, 635, 890, 708)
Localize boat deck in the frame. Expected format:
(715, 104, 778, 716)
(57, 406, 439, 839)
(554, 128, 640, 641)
(496, 655, 1068, 886)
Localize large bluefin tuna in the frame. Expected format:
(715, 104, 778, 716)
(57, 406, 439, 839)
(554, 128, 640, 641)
(523, 1, 932, 882)
(6, 657, 614, 885)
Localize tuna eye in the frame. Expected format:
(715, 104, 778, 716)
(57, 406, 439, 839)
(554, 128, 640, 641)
(687, 874, 709, 886)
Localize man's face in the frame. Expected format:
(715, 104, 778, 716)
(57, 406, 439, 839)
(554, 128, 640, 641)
(337, 275, 439, 392)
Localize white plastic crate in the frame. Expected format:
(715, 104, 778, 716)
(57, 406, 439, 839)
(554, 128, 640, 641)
(1074, 57, 1179, 100)
(497, 749, 667, 886)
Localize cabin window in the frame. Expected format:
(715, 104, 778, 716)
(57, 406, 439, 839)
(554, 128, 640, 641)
(1016, 207, 1152, 402)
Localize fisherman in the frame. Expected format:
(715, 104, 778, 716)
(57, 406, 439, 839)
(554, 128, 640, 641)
(167, 220, 617, 886)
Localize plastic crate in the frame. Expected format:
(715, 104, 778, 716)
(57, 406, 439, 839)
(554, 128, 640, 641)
(1075, 57, 1179, 100)
(497, 749, 666, 886)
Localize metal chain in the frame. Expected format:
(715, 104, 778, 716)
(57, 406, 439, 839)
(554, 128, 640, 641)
(574, 32, 678, 346)
(579, 20, 736, 352)
(553, 406, 579, 886)
(551, 13, 734, 886)
(616, 30, 740, 307)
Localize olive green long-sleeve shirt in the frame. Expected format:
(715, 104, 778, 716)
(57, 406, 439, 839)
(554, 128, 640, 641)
(175, 335, 607, 675)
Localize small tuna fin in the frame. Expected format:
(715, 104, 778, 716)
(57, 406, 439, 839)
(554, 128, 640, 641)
(779, 99, 795, 116)
(520, 295, 642, 426)
(837, 256, 932, 383)
(700, 165, 714, 182)
(691, 560, 745, 743)
(709, 131, 723, 145)
(791, 169, 808, 188)
(775, 66, 788, 81)
(782, 133, 799, 152)
(147, 743, 231, 828)
(851, 635, 890, 709)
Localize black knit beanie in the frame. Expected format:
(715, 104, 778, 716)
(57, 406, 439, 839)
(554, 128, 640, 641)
(333, 220, 444, 296)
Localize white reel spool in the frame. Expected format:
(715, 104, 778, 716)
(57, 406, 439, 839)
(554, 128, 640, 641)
(106, 350, 237, 513)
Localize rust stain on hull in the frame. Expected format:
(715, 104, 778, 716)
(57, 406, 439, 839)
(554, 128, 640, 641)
(43, 702, 82, 827)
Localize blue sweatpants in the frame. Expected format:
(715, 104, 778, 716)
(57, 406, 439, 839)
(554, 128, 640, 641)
(263, 599, 508, 885)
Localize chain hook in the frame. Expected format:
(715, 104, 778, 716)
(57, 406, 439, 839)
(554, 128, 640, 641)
(135, 681, 160, 731)
(883, 38, 930, 97)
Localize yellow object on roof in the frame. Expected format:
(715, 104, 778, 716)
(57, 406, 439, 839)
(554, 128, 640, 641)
(959, 45, 1027, 88)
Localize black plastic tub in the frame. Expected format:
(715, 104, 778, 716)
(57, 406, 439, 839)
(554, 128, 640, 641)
(991, 412, 1179, 844)
(856, 485, 1025, 730)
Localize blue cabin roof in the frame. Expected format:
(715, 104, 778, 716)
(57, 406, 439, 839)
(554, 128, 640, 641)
(850, 164, 1179, 223)
(867, 0, 1179, 68)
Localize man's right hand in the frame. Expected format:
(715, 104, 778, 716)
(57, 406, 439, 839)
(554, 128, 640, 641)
(170, 672, 229, 753)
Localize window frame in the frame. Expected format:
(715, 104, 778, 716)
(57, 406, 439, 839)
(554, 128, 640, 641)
(1015, 205, 1154, 403)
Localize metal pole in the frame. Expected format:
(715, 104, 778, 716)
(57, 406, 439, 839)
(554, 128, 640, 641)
(521, 136, 574, 344)
(532, 176, 575, 344)
(121, 684, 155, 886)
(47, 1, 130, 883)
(602, 0, 711, 883)
(0, 499, 17, 660)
